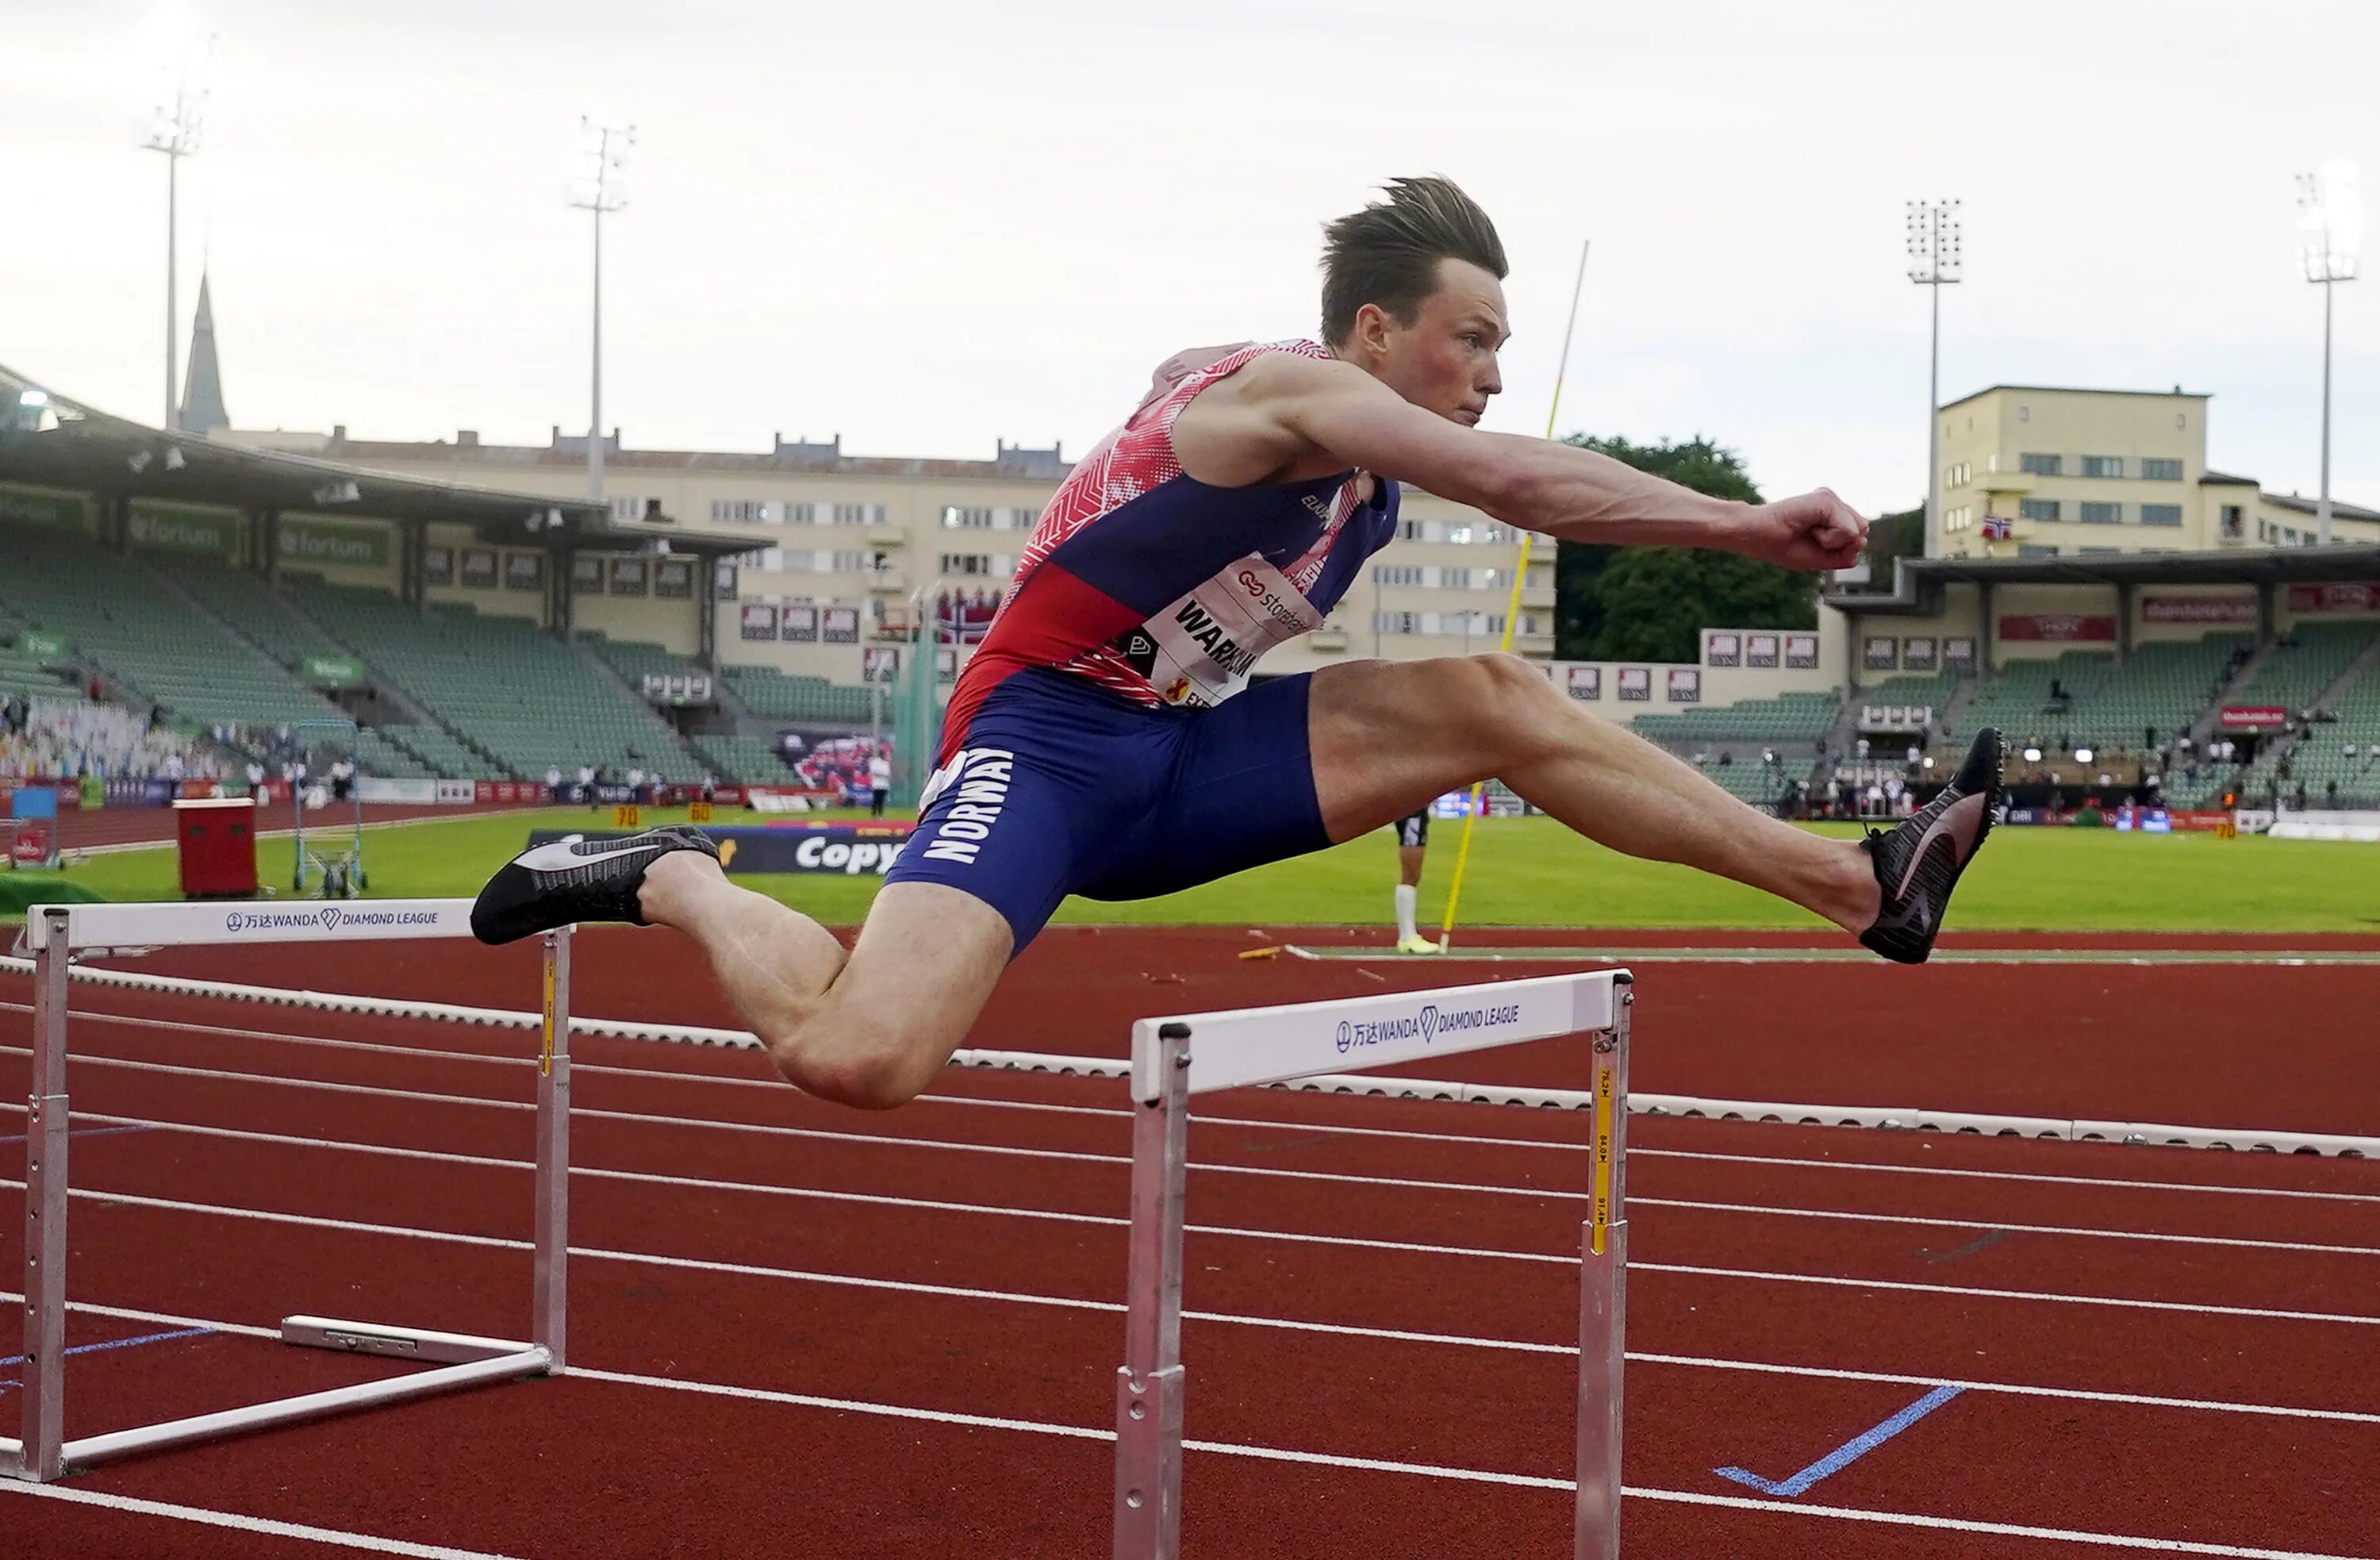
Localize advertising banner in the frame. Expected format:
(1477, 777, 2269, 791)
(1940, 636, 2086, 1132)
(527, 824, 915, 876)
(1616, 667, 1650, 701)
(21, 631, 68, 663)
(1901, 636, 1937, 670)
(461, 548, 499, 589)
(610, 557, 650, 597)
(304, 654, 365, 687)
(1704, 631, 1740, 668)
(434, 779, 478, 804)
(822, 606, 860, 644)
(0, 487, 86, 528)
(128, 504, 238, 558)
(573, 555, 606, 594)
(1666, 667, 1700, 702)
(1999, 614, 2117, 642)
(1862, 636, 1898, 670)
(1944, 636, 1977, 670)
(1564, 666, 1600, 701)
(505, 551, 544, 591)
(2286, 582, 2380, 614)
(424, 546, 455, 586)
(279, 517, 392, 569)
(783, 604, 819, 642)
(655, 558, 695, 599)
(2220, 705, 2291, 730)
(2143, 594, 2257, 624)
(739, 603, 779, 640)
(1785, 632, 1819, 669)
(1746, 632, 1779, 668)
(358, 778, 440, 805)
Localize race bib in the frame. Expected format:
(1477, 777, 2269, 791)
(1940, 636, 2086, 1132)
(1114, 554, 1323, 709)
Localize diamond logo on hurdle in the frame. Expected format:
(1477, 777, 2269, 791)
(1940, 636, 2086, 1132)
(1418, 1003, 1438, 1044)
(319, 906, 344, 932)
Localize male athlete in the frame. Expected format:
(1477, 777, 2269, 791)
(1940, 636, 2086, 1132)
(474, 176, 2003, 1109)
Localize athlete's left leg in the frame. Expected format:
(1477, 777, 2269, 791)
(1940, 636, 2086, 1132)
(1307, 655, 1882, 931)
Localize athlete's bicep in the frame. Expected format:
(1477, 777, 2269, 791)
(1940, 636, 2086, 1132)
(1274, 366, 1518, 514)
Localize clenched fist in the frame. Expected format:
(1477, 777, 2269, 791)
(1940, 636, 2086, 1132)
(1738, 489, 1869, 572)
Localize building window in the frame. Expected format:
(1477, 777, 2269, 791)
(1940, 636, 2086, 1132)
(2079, 501, 2123, 524)
(2017, 405, 2030, 423)
(1008, 505, 1042, 529)
(830, 550, 877, 574)
(2141, 458, 2183, 481)
(2020, 452, 2061, 475)
(2081, 455, 2125, 478)
(709, 499, 767, 523)
(2018, 498, 2061, 522)
(2140, 504, 2183, 527)
(1398, 520, 1425, 541)
(1372, 564, 1422, 587)
(1944, 461, 1971, 487)
(782, 501, 816, 525)
(1372, 611, 1418, 635)
(2221, 505, 2244, 540)
(1480, 524, 1515, 544)
(755, 548, 786, 571)
(2016, 544, 2060, 558)
(608, 495, 650, 521)
(1439, 567, 1472, 590)
(2077, 547, 2124, 557)
(941, 505, 994, 529)
(2284, 527, 2301, 544)
(831, 502, 883, 526)
(1443, 524, 1474, 544)
(939, 553, 992, 575)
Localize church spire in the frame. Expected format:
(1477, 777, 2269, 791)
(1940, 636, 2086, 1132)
(178, 271, 228, 435)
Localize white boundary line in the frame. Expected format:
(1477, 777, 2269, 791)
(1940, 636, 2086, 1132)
(7, 1177, 2376, 1424)
(4, 1042, 2372, 1258)
(15, 995, 2377, 1208)
(10, 1099, 2377, 1333)
(5, 956, 2374, 1155)
(0, 1293, 2361, 1560)
(0, 1481, 530, 1560)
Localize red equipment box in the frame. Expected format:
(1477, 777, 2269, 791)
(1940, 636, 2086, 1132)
(175, 796, 259, 898)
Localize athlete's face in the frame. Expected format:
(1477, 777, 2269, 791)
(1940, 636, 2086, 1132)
(1357, 259, 1508, 426)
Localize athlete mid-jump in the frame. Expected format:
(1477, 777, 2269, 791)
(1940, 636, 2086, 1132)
(474, 176, 2002, 1107)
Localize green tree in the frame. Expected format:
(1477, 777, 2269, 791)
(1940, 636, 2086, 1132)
(1551, 435, 1824, 663)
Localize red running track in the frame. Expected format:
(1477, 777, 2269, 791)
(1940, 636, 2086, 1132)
(0, 927, 2376, 1558)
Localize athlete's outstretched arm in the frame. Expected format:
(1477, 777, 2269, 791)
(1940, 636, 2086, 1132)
(1202, 353, 1868, 571)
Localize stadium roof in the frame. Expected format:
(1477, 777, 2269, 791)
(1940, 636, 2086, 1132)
(1833, 545, 2380, 616)
(1940, 382, 2208, 409)
(0, 363, 761, 559)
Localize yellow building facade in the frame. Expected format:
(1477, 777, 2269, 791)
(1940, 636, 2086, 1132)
(1932, 385, 2380, 560)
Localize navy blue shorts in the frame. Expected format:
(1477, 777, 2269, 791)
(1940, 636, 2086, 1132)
(885, 669, 1330, 952)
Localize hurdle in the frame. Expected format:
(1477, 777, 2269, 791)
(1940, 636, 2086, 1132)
(1111, 967, 1633, 1560)
(2, 897, 567, 1482)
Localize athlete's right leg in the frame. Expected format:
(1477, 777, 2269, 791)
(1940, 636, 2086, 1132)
(635, 859, 1010, 1110)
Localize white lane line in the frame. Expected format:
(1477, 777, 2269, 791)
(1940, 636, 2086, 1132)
(20, 1002, 2380, 1209)
(18, 1101, 2378, 1331)
(0, 1481, 530, 1560)
(18, 1014, 2380, 1219)
(11, 1290, 2374, 1550)
(8, 1049, 2367, 1259)
(9, 1179, 2376, 1424)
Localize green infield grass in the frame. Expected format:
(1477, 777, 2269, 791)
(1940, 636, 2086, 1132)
(8, 807, 2376, 933)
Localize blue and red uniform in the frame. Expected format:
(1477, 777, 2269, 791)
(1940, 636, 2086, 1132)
(883, 340, 1400, 949)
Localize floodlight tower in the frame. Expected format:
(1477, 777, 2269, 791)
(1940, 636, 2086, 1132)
(2296, 163, 2362, 544)
(570, 120, 635, 502)
(144, 22, 213, 432)
(1907, 201, 1963, 551)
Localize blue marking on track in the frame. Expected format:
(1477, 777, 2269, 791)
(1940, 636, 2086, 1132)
(1713, 1385, 1965, 1498)
(0, 1326, 218, 1388)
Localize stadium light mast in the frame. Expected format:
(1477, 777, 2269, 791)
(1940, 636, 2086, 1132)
(144, 18, 213, 434)
(1906, 200, 1962, 551)
(2296, 163, 2362, 545)
(570, 119, 635, 503)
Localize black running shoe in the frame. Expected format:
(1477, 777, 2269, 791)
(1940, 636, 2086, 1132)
(470, 824, 720, 946)
(1858, 728, 2003, 965)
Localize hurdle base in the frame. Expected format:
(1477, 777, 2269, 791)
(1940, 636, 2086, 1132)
(39, 1331, 551, 1475)
(281, 1315, 536, 1364)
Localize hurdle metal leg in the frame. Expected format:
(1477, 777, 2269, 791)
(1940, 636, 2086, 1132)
(533, 926, 572, 1369)
(1576, 980, 1631, 1559)
(1113, 1021, 1192, 1560)
(10, 910, 71, 1481)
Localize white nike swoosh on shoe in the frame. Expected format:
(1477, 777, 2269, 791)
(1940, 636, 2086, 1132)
(1892, 792, 1988, 904)
(512, 837, 662, 874)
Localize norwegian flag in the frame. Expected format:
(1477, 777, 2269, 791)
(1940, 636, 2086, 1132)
(1980, 514, 2013, 540)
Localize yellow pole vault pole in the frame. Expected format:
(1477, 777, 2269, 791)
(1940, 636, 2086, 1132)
(1437, 237, 1590, 952)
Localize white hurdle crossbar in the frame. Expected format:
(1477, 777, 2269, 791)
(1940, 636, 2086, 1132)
(2, 897, 566, 1481)
(1112, 967, 1633, 1559)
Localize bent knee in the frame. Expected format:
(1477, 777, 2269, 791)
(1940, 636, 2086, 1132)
(762, 1020, 939, 1110)
(1451, 652, 1563, 747)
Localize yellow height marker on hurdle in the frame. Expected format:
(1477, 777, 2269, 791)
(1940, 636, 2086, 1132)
(1588, 1053, 1616, 1255)
(1438, 237, 1591, 952)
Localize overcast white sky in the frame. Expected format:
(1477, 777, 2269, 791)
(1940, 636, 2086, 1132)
(2, 0, 2373, 516)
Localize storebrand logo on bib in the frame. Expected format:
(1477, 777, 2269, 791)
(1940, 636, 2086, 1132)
(919, 748, 1015, 866)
